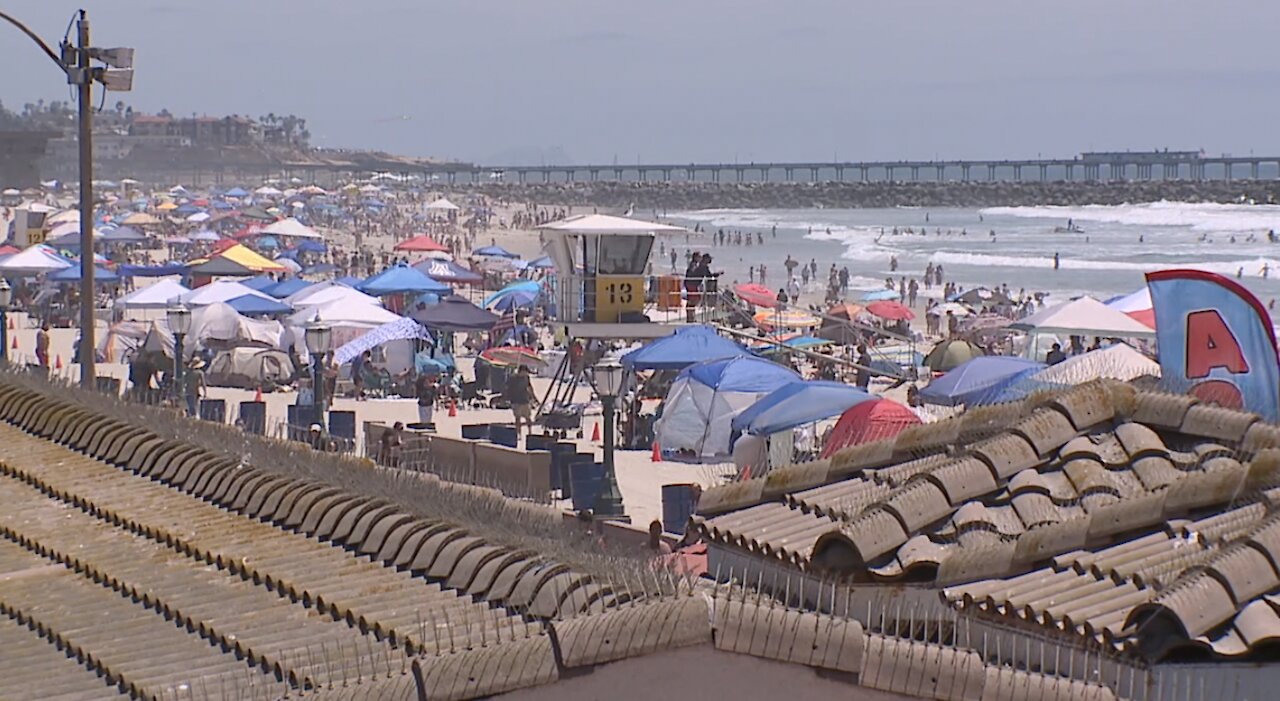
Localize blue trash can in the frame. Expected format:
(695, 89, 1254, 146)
(548, 442, 576, 492)
(198, 398, 226, 424)
(569, 460, 603, 512)
(238, 401, 266, 435)
(662, 483, 699, 535)
(489, 423, 518, 448)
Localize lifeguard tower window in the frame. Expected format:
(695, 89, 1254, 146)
(597, 236, 654, 275)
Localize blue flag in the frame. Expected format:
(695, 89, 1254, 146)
(1146, 269, 1280, 420)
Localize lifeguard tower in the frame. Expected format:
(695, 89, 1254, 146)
(538, 214, 693, 340)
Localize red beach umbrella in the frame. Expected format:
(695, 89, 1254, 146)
(866, 300, 915, 321)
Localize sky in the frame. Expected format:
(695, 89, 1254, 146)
(3, 1, 1279, 165)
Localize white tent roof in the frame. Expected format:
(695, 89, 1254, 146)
(0, 245, 71, 275)
(539, 213, 688, 235)
(254, 186, 282, 196)
(260, 217, 323, 239)
(1107, 287, 1152, 313)
(1011, 296, 1156, 338)
(285, 280, 382, 309)
(425, 197, 460, 211)
(179, 280, 276, 307)
(46, 221, 104, 241)
(114, 279, 190, 309)
(1034, 343, 1161, 385)
(287, 300, 401, 327)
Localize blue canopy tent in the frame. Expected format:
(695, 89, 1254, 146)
(256, 236, 281, 250)
(920, 356, 1047, 407)
(50, 265, 119, 283)
(414, 258, 484, 284)
(241, 275, 278, 292)
(118, 262, 187, 277)
(264, 278, 313, 298)
(358, 263, 453, 296)
(334, 276, 363, 288)
(225, 294, 292, 316)
(731, 381, 874, 436)
(224, 187, 250, 198)
(473, 245, 519, 259)
(621, 325, 752, 371)
(654, 356, 800, 459)
(296, 239, 327, 254)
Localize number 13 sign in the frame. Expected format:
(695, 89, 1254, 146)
(594, 275, 643, 322)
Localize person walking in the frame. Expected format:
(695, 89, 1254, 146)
(35, 321, 50, 368)
(183, 357, 206, 417)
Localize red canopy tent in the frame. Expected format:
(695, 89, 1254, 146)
(1126, 308, 1155, 329)
(394, 234, 449, 253)
(820, 398, 921, 458)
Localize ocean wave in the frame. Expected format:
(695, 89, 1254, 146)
(927, 250, 1280, 275)
(980, 201, 1280, 233)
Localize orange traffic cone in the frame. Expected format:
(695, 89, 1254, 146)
(651, 441, 661, 462)
(591, 422, 601, 442)
(448, 399, 457, 417)
(254, 387, 263, 403)
(54, 355, 62, 370)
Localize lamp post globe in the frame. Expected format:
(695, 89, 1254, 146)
(590, 358, 626, 518)
(0, 279, 11, 365)
(166, 303, 191, 394)
(304, 320, 332, 419)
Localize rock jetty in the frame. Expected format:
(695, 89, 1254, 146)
(453, 180, 1280, 210)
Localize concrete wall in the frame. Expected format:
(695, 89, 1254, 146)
(494, 644, 911, 701)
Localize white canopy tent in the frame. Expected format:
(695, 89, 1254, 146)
(425, 198, 460, 211)
(285, 281, 382, 309)
(1012, 296, 1156, 338)
(179, 280, 277, 307)
(1033, 343, 1161, 385)
(114, 279, 191, 310)
(260, 217, 323, 240)
(288, 301, 402, 353)
(0, 245, 72, 276)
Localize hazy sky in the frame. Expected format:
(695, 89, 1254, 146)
(3, 1, 1279, 165)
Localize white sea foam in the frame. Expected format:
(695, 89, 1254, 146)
(980, 201, 1280, 233)
(926, 250, 1280, 275)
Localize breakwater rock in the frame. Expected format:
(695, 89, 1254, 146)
(453, 180, 1280, 210)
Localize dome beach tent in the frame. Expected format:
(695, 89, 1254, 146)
(820, 398, 921, 458)
(919, 355, 1046, 407)
(620, 325, 752, 371)
(731, 380, 874, 437)
(655, 356, 799, 461)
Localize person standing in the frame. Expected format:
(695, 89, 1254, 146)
(415, 373, 438, 426)
(184, 357, 206, 417)
(35, 321, 50, 368)
(855, 345, 872, 389)
(504, 365, 536, 434)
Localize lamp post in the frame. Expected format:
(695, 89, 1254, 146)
(0, 280, 11, 365)
(0, 10, 134, 388)
(167, 303, 192, 399)
(304, 320, 332, 422)
(589, 358, 626, 518)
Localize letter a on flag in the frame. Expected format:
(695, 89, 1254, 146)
(1146, 269, 1280, 420)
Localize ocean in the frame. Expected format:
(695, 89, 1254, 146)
(665, 202, 1280, 306)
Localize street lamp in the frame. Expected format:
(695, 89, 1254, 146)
(0, 10, 134, 388)
(589, 358, 626, 518)
(304, 320, 332, 420)
(167, 303, 192, 397)
(0, 280, 11, 365)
